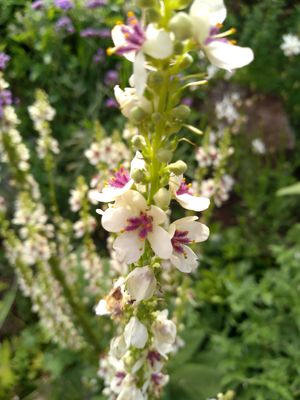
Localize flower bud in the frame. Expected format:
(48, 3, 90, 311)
(126, 266, 156, 301)
(154, 188, 171, 209)
(179, 53, 193, 69)
(151, 310, 177, 357)
(131, 135, 146, 149)
(130, 106, 146, 122)
(131, 168, 146, 184)
(152, 112, 163, 124)
(157, 148, 173, 163)
(174, 42, 184, 55)
(167, 160, 187, 175)
(110, 335, 127, 359)
(171, 104, 191, 120)
(124, 316, 148, 349)
(169, 12, 193, 41)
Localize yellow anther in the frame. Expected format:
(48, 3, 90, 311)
(216, 23, 223, 28)
(229, 40, 237, 45)
(116, 20, 123, 25)
(106, 47, 116, 56)
(127, 11, 135, 18)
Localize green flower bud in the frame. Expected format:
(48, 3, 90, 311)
(145, 8, 160, 23)
(136, 0, 157, 7)
(179, 53, 193, 69)
(168, 160, 187, 175)
(154, 188, 171, 209)
(157, 148, 173, 163)
(130, 106, 146, 122)
(169, 12, 193, 41)
(131, 135, 146, 149)
(131, 168, 146, 184)
(174, 42, 184, 55)
(171, 105, 191, 120)
(151, 112, 163, 124)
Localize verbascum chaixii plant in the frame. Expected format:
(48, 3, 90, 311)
(92, 0, 254, 399)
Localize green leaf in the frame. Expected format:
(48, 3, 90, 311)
(277, 182, 300, 196)
(0, 281, 17, 329)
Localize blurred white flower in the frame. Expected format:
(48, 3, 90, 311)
(281, 34, 300, 57)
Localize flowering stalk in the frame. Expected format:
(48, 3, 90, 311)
(94, 0, 253, 398)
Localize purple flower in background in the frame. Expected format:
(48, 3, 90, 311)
(55, 16, 75, 33)
(104, 70, 119, 87)
(93, 48, 105, 63)
(0, 89, 13, 119)
(31, 0, 43, 9)
(54, 0, 73, 10)
(86, 0, 107, 8)
(105, 98, 118, 108)
(0, 53, 10, 70)
(182, 97, 193, 107)
(98, 28, 111, 39)
(80, 28, 104, 38)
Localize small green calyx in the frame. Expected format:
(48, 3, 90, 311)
(171, 105, 191, 121)
(179, 53, 194, 69)
(131, 135, 146, 150)
(157, 148, 173, 163)
(131, 168, 147, 184)
(148, 71, 164, 89)
(167, 160, 187, 175)
(130, 107, 147, 122)
(169, 12, 193, 41)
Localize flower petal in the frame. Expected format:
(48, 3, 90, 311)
(101, 206, 133, 232)
(113, 231, 145, 264)
(190, 0, 227, 25)
(124, 316, 148, 349)
(205, 41, 254, 71)
(111, 25, 135, 62)
(170, 245, 199, 273)
(95, 299, 110, 316)
(134, 51, 147, 97)
(115, 190, 148, 212)
(143, 25, 173, 59)
(126, 266, 156, 301)
(174, 218, 210, 243)
(148, 205, 167, 225)
(148, 226, 173, 259)
(90, 180, 134, 203)
(176, 193, 210, 212)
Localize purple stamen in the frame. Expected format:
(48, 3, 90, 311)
(176, 180, 193, 196)
(147, 351, 161, 367)
(205, 25, 230, 46)
(125, 212, 153, 239)
(115, 14, 146, 55)
(108, 167, 130, 188)
(171, 230, 191, 254)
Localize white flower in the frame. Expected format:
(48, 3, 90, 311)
(90, 152, 145, 203)
(110, 335, 128, 359)
(110, 13, 173, 95)
(124, 316, 148, 349)
(151, 310, 177, 358)
(252, 138, 266, 154)
(95, 278, 128, 317)
(190, 0, 254, 70)
(126, 266, 156, 301)
(117, 375, 145, 400)
(281, 34, 300, 57)
(169, 216, 209, 273)
(100, 190, 172, 264)
(114, 85, 151, 118)
(169, 174, 210, 212)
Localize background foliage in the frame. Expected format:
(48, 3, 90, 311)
(1, 0, 300, 399)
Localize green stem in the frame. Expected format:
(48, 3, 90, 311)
(49, 256, 100, 351)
